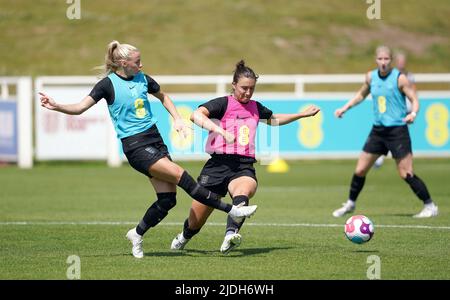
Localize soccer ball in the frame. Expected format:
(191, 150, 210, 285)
(344, 215, 374, 244)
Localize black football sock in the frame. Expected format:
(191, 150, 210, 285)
(182, 218, 201, 239)
(404, 174, 432, 204)
(349, 174, 366, 202)
(177, 171, 231, 212)
(225, 195, 249, 234)
(136, 192, 176, 236)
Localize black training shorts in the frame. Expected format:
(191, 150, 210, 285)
(124, 140, 171, 177)
(363, 125, 412, 159)
(197, 156, 257, 197)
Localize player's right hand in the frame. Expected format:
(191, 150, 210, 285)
(223, 131, 235, 144)
(334, 108, 346, 118)
(39, 92, 58, 110)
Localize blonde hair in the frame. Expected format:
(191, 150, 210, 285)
(394, 50, 407, 61)
(375, 45, 392, 58)
(97, 41, 139, 77)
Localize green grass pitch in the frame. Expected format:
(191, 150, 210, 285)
(0, 159, 449, 279)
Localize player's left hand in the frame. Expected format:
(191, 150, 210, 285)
(173, 118, 192, 139)
(403, 112, 416, 124)
(302, 105, 321, 117)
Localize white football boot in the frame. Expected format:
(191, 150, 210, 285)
(413, 203, 439, 218)
(171, 233, 190, 250)
(332, 200, 355, 217)
(228, 203, 257, 223)
(126, 228, 144, 258)
(220, 233, 242, 255)
(373, 156, 385, 169)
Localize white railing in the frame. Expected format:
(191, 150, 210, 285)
(0, 77, 33, 168)
(35, 73, 450, 98)
(3, 73, 445, 167)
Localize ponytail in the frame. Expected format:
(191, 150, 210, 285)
(232, 59, 258, 83)
(96, 40, 138, 77)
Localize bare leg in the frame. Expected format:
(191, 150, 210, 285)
(354, 151, 381, 177)
(149, 176, 177, 193)
(395, 153, 413, 179)
(187, 201, 214, 230)
(147, 157, 185, 184)
(228, 176, 257, 199)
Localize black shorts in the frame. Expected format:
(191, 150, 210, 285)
(197, 156, 257, 197)
(363, 125, 412, 159)
(124, 140, 171, 178)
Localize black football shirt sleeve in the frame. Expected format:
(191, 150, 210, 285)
(199, 96, 228, 120)
(145, 75, 161, 94)
(88, 77, 114, 104)
(256, 101, 273, 119)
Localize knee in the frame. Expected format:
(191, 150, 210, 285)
(398, 168, 413, 180)
(403, 172, 414, 183)
(174, 166, 186, 183)
(157, 192, 177, 211)
(354, 169, 367, 177)
(400, 173, 409, 180)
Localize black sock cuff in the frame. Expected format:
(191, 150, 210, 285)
(178, 171, 194, 192)
(183, 218, 201, 239)
(404, 173, 415, 183)
(423, 198, 433, 205)
(157, 192, 176, 199)
(233, 195, 249, 205)
(353, 173, 366, 181)
(136, 225, 145, 236)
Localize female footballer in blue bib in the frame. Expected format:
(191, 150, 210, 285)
(332, 46, 438, 219)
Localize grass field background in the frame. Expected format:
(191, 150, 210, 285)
(1, 159, 449, 279)
(2, 0, 450, 78)
(1, 0, 449, 280)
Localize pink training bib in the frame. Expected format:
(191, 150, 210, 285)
(205, 95, 259, 157)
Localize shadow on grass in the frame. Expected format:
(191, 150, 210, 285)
(352, 250, 379, 253)
(379, 213, 414, 218)
(237, 246, 294, 256)
(143, 251, 190, 257)
(84, 251, 193, 258)
(360, 212, 414, 218)
(188, 246, 294, 257)
(134, 246, 294, 257)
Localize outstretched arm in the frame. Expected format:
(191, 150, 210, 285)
(39, 92, 96, 115)
(334, 72, 371, 118)
(152, 90, 191, 138)
(267, 105, 320, 126)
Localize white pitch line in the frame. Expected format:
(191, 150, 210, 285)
(0, 221, 449, 230)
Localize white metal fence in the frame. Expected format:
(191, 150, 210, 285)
(0, 77, 33, 168)
(1, 74, 449, 168)
(36, 73, 450, 98)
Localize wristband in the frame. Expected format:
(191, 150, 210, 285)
(411, 111, 417, 118)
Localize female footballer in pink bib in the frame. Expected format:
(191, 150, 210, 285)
(171, 60, 320, 254)
(205, 94, 259, 157)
